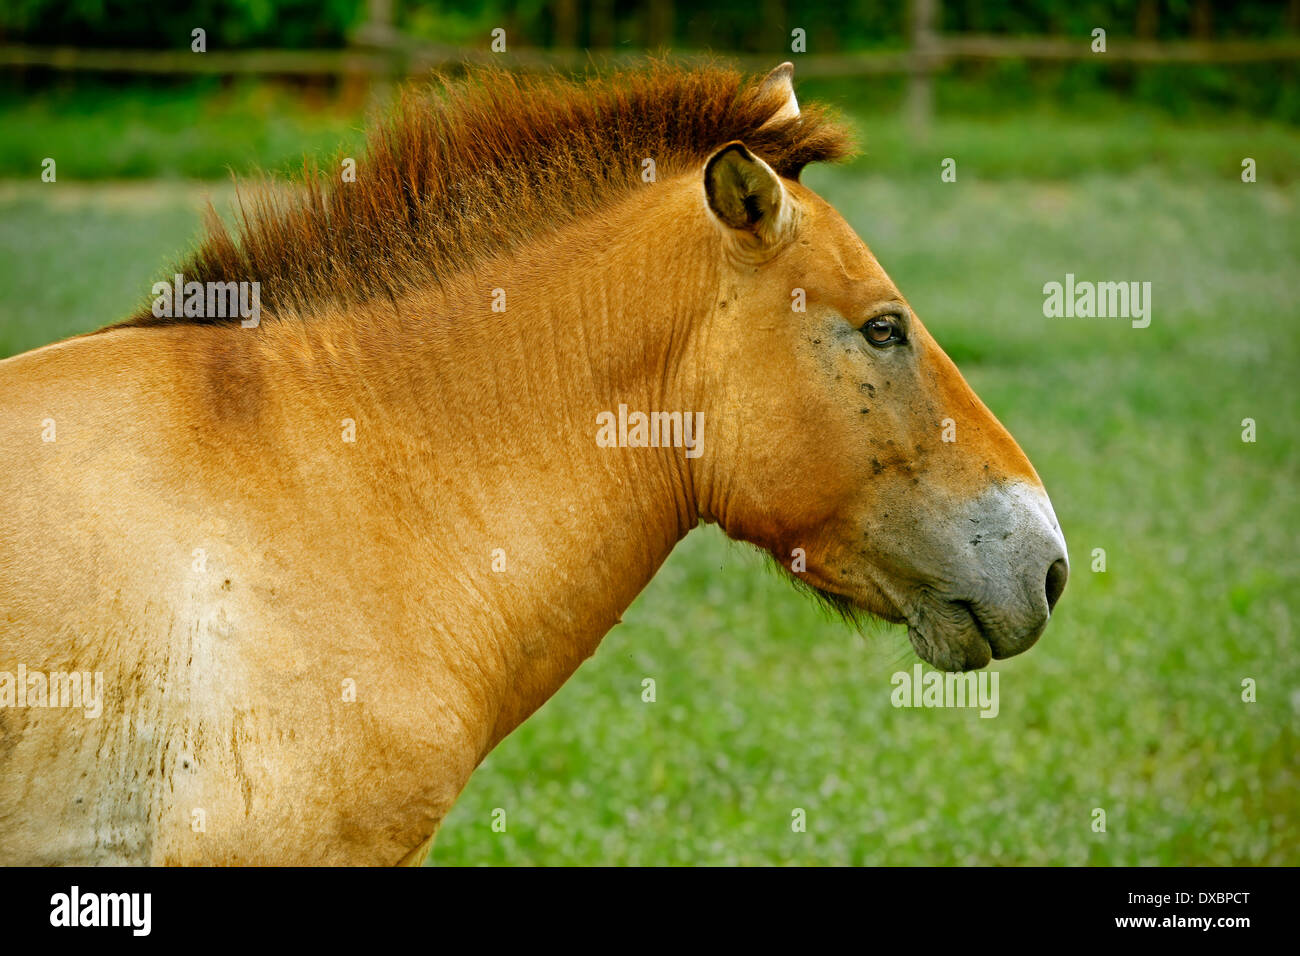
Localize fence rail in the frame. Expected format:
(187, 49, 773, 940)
(4, 36, 1298, 75)
(3, 30, 1298, 130)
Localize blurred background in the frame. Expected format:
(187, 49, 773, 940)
(0, 1, 1295, 864)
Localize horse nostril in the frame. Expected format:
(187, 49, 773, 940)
(1045, 558, 1068, 614)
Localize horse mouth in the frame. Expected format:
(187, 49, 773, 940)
(785, 566, 1000, 672)
(906, 606, 994, 672)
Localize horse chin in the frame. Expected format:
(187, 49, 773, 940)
(906, 613, 994, 672)
(777, 558, 993, 671)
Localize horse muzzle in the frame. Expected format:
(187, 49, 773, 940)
(906, 482, 1068, 672)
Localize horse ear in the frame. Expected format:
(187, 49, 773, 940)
(703, 142, 788, 241)
(758, 61, 800, 128)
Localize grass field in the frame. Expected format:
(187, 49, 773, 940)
(0, 100, 1296, 864)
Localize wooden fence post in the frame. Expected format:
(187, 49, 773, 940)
(352, 0, 400, 109)
(906, 0, 938, 134)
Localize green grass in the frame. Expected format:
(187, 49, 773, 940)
(0, 80, 369, 181)
(0, 111, 1296, 865)
(3, 77, 1299, 184)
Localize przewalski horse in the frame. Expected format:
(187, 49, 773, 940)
(0, 63, 1067, 865)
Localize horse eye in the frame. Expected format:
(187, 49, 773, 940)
(863, 316, 900, 347)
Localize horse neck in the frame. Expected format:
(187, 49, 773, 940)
(248, 179, 717, 748)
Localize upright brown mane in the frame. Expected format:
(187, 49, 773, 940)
(116, 62, 853, 328)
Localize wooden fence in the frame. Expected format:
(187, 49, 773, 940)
(3, 0, 1298, 129)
